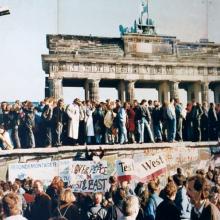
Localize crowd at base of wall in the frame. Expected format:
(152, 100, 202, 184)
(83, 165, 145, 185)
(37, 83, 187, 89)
(0, 163, 220, 219)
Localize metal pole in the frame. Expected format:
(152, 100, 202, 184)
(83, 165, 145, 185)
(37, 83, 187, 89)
(206, 0, 208, 40)
(57, 0, 59, 34)
(147, 0, 149, 22)
(203, 0, 212, 40)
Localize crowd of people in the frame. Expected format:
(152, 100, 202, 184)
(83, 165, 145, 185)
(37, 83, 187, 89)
(0, 97, 219, 149)
(0, 167, 219, 219)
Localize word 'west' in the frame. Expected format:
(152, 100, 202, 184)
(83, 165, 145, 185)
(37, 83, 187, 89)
(141, 155, 165, 171)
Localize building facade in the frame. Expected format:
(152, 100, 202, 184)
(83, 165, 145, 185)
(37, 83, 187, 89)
(42, 33, 220, 104)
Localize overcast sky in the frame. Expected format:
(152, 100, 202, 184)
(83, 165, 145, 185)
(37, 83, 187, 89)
(0, 0, 219, 102)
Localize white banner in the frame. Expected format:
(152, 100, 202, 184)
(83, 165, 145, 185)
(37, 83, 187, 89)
(115, 159, 135, 177)
(58, 159, 72, 183)
(8, 154, 167, 189)
(9, 161, 59, 186)
(9, 159, 72, 186)
(69, 161, 108, 192)
(135, 154, 167, 180)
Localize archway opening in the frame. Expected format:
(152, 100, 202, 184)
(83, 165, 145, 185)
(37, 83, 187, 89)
(99, 87, 118, 102)
(135, 88, 158, 102)
(63, 87, 84, 104)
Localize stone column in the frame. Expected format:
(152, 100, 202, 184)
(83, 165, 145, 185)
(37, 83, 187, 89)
(84, 80, 89, 101)
(201, 82, 209, 104)
(88, 79, 100, 102)
(126, 80, 135, 102)
(170, 81, 179, 100)
(118, 80, 125, 103)
(213, 84, 220, 104)
(158, 81, 170, 103)
(187, 82, 201, 103)
(48, 77, 63, 99)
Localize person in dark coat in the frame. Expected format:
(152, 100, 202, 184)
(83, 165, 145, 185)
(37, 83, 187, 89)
(0, 102, 7, 125)
(139, 99, 154, 143)
(208, 103, 218, 141)
(23, 101, 35, 148)
(200, 102, 209, 141)
(46, 176, 64, 213)
(52, 99, 65, 147)
(41, 98, 53, 147)
(10, 104, 21, 148)
(152, 101, 163, 142)
(187, 175, 220, 220)
(52, 188, 81, 220)
(31, 180, 52, 220)
(133, 100, 142, 143)
(217, 103, 220, 141)
(33, 106, 43, 147)
(182, 103, 193, 141)
(155, 181, 180, 220)
(93, 103, 105, 144)
(191, 100, 203, 142)
(105, 176, 118, 206)
(2, 103, 13, 132)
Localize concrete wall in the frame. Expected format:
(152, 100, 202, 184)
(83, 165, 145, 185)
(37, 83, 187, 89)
(0, 141, 218, 182)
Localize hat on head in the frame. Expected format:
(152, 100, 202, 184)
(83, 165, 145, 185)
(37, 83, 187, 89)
(74, 98, 81, 104)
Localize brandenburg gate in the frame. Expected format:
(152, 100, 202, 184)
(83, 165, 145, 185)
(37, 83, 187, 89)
(42, 34, 220, 104)
(42, 3, 220, 104)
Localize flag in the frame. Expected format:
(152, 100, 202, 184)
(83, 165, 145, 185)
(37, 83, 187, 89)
(140, 0, 148, 15)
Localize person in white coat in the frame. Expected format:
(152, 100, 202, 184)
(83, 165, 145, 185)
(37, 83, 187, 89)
(85, 100, 95, 144)
(66, 98, 80, 145)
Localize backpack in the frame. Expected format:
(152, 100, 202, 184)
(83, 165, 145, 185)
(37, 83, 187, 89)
(57, 204, 71, 220)
(88, 207, 103, 220)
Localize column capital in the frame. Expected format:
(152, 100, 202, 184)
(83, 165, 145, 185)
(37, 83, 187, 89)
(201, 81, 209, 86)
(87, 78, 100, 84)
(125, 80, 136, 83)
(169, 80, 180, 84)
(48, 76, 63, 81)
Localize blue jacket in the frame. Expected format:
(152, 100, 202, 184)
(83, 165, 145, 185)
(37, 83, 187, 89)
(145, 193, 163, 220)
(117, 107, 127, 123)
(174, 186, 191, 219)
